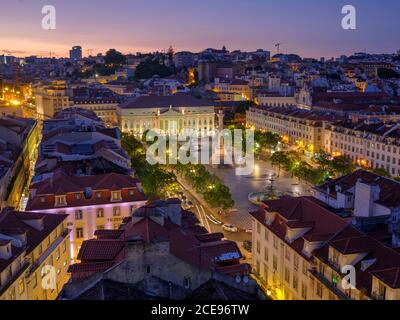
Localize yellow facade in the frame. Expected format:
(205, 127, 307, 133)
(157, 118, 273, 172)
(0, 219, 71, 300)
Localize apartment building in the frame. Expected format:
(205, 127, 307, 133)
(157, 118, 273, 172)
(26, 108, 147, 261)
(254, 94, 296, 108)
(26, 170, 147, 261)
(213, 78, 251, 101)
(35, 81, 70, 119)
(250, 196, 349, 300)
(251, 192, 400, 300)
(71, 87, 124, 126)
(0, 208, 70, 300)
(0, 117, 39, 210)
(246, 106, 338, 153)
(324, 119, 400, 177)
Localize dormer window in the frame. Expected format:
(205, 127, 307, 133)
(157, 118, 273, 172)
(111, 191, 122, 201)
(55, 196, 66, 207)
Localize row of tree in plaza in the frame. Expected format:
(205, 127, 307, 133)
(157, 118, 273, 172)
(227, 125, 281, 157)
(270, 150, 357, 185)
(121, 133, 234, 209)
(173, 163, 234, 210)
(121, 133, 180, 199)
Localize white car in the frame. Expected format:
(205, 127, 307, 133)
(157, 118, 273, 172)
(222, 224, 238, 233)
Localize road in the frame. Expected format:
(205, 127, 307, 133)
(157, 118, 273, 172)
(176, 178, 251, 244)
(205, 159, 312, 230)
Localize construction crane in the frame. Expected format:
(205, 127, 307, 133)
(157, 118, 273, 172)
(275, 42, 286, 55)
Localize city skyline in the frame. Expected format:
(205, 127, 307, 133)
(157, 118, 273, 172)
(1, 0, 400, 58)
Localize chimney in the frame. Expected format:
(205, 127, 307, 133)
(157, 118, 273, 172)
(166, 199, 182, 226)
(354, 181, 381, 218)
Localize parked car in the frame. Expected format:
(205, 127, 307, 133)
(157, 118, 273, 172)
(222, 224, 238, 233)
(243, 240, 252, 253)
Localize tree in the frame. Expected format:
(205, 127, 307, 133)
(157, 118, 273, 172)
(167, 45, 174, 62)
(236, 101, 253, 114)
(378, 68, 400, 79)
(135, 57, 173, 79)
(315, 149, 332, 171)
(331, 156, 355, 176)
(270, 151, 289, 177)
(105, 49, 126, 66)
(371, 167, 391, 177)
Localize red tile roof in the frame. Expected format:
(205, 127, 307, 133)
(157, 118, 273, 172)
(70, 204, 248, 281)
(315, 169, 400, 207)
(27, 170, 146, 210)
(251, 197, 349, 259)
(77, 239, 125, 262)
(0, 208, 68, 272)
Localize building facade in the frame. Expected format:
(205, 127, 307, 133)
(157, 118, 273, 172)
(324, 120, 400, 177)
(0, 208, 70, 300)
(246, 106, 336, 153)
(117, 94, 216, 136)
(35, 81, 70, 119)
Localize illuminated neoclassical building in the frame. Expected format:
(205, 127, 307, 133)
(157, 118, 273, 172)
(117, 94, 216, 136)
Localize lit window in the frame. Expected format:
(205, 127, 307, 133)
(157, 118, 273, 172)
(75, 210, 83, 220)
(97, 208, 104, 218)
(76, 228, 84, 239)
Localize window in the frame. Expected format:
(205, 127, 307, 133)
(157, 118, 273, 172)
(257, 223, 261, 234)
(38, 243, 42, 255)
(146, 266, 151, 274)
(285, 246, 291, 261)
(301, 283, 307, 300)
(76, 228, 84, 239)
(129, 189, 135, 196)
(184, 277, 191, 289)
(264, 229, 269, 241)
(273, 236, 278, 250)
(75, 210, 83, 220)
(284, 268, 290, 283)
(256, 240, 260, 254)
(113, 207, 121, 216)
(264, 247, 269, 262)
(55, 248, 60, 261)
(378, 282, 387, 300)
(18, 279, 25, 295)
(97, 208, 104, 218)
(293, 274, 298, 291)
(316, 283, 323, 298)
(62, 240, 67, 253)
(302, 260, 308, 275)
(55, 196, 66, 206)
(294, 255, 299, 271)
(273, 255, 278, 271)
(97, 225, 105, 230)
(40, 197, 45, 203)
(75, 193, 81, 200)
(111, 191, 122, 201)
(96, 192, 102, 199)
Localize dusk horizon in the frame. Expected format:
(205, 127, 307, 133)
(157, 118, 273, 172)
(1, 0, 400, 58)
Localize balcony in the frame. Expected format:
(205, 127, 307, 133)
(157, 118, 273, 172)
(309, 269, 351, 300)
